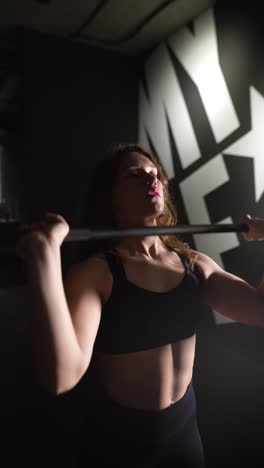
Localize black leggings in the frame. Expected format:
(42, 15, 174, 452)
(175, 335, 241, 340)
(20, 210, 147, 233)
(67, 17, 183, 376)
(78, 382, 205, 467)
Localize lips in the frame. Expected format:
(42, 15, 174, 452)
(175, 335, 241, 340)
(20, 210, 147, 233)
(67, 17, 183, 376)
(147, 190, 160, 197)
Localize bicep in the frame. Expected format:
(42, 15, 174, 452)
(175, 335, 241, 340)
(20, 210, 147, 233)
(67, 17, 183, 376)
(203, 268, 264, 327)
(64, 262, 102, 365)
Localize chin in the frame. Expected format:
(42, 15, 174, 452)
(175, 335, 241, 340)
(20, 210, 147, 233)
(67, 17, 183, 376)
(154, 204, 165, 217)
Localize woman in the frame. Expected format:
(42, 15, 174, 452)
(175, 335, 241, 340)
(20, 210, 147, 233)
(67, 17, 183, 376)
(18, 143, 264, 467)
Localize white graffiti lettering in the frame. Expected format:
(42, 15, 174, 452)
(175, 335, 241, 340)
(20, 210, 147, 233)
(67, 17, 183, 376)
(167, 8, 240, 143)
(138, 42, 201, 177)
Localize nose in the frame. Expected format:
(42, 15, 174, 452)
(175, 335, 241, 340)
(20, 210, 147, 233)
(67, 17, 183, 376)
(145, 173, 158, 188)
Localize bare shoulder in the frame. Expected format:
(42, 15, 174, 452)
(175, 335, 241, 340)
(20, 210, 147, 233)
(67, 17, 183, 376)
(69, 251, 108, 273)
(191, 249, 223, 280)
(65, 252, 110, 293)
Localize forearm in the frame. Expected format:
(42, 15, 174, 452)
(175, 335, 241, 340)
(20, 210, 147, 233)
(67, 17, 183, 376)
(242, 215, 264, 302)
(242, 215, 264, 241)
(256, 273, 264, 298)
(25, 245, 82, 394)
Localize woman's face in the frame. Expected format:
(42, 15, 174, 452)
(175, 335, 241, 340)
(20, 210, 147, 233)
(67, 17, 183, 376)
(112, 152, 165, 226)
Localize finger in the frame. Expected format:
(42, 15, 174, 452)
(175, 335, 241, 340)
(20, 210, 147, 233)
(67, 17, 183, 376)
(44, 212, 67, 225)
(240, 214, 252, 224)
(45, 212, 64, 219)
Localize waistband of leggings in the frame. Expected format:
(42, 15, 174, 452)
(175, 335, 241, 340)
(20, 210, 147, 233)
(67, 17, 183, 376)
(93, 380, 197, 444)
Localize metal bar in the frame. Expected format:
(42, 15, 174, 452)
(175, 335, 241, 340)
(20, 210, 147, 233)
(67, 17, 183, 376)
(65, 223, 249, 242)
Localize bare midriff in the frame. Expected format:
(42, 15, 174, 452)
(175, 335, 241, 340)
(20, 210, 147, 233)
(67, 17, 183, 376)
(98, 336, 195, 410)
(97, 250, 198, 410)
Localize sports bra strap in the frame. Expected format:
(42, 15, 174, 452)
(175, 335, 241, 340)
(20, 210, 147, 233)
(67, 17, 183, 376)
(104, 252, 126, 279)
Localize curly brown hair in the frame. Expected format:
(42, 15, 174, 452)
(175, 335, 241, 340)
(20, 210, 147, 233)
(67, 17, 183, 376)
(85, 142, 196, 266)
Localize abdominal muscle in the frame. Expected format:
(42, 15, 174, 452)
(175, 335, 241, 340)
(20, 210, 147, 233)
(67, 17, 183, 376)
(97, 334, 196, 410)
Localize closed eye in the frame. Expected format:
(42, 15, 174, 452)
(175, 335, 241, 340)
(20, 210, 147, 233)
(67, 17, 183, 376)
(122, 167, 159, 179)
(125, 172, 139, 177)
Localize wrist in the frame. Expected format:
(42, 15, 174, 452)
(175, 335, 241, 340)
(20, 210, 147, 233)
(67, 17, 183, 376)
(24, 236, 60, 265)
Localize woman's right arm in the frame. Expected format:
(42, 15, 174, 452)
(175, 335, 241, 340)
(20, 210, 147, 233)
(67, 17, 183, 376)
(18, 213, 102, 395)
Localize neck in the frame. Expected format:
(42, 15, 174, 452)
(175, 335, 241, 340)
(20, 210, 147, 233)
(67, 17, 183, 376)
(114, 217, 166, 259)
(116, 235, 166, 259)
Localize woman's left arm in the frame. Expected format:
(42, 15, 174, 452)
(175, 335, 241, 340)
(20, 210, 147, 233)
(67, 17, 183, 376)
(196, 215, 264, 327)
(241, 214, 264, 298)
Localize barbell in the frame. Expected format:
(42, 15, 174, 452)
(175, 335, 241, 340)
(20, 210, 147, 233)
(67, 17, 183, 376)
(0, 222, 249, 244)
(64, 223, 249, 241)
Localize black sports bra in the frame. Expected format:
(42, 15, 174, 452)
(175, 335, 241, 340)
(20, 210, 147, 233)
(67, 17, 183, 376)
(94, 251, 204, 354)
